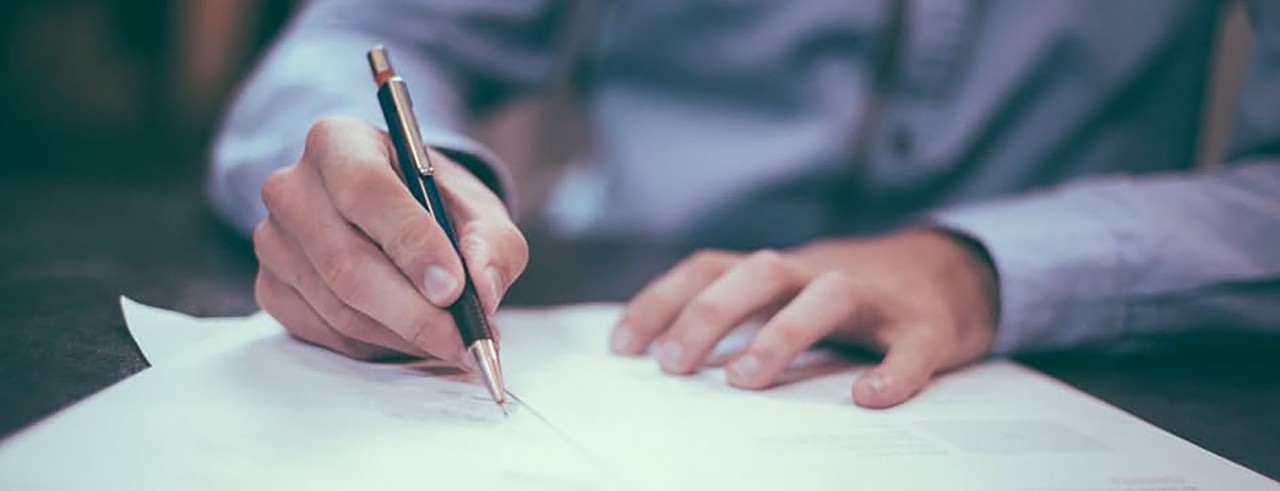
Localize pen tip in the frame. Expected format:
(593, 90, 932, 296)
(498, 401, 509, 418)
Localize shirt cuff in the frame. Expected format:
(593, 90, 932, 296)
(930, 189, 1130, 354)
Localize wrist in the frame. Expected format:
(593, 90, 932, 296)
(925, 227, 1001, 333)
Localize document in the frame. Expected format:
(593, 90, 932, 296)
(499, 306, 1279, 491)
(0, 300, 1274, 490)
(0, 303, 612, 490)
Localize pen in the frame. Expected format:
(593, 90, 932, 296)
(366, 45, 507, 414)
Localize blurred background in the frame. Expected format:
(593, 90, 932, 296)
(0, 0, 1254, 215)
(0, 0, 1256, 317)
(0, 0, 294, 181)
(0, 0, 585, 212)
(0, 0, 302, 435)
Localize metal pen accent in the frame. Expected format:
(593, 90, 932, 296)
(367, 46, 507, 414)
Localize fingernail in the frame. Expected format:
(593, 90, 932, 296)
(729, 354, 761, 381)
(657, 341, 683, 371)
(611, 324, 634, 353)
(863, 373, 888, 394)
(422, 266, 459, 306)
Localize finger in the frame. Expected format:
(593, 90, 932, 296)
(655, 250, 804, 374)
(852, 330, 945, 409)
(425, 149, 524, 316)
(612, 250, 738, 355)
(261, 154, 464, 364)
(422, 151, 526, 319)
(726, 272, 864, 390)
(253, 219, 429, 357)
(255, 269, 399, 361)
(305, 117, 466, 308)
(431, 147, 512, 222)
(458, 220, 528, 315)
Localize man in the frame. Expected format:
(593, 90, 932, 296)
(210, 0, 1280, 408)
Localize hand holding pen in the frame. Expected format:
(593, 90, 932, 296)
(251, 52, 528, 404)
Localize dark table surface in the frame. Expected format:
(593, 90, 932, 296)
(2, 170, 1278, 481)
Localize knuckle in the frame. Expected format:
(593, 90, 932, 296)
(688, 249, 728, 266)
(494, 225, 529, 273)
(869, 328, 897, 352)
(684, 298, 729, 327)
(681, 248, 736, 277)
(305, 116, 356, 151)
(330, 164, 388, 215)
(251, 221, 269, 244)
(458, 222, 489, 252)
(459, 221, 484, 242)
(493, 223, 528, 255)
(460, 221, 528, 279)
(260, 168, 294, 212)
(744, 249, 788, 276)
(620, 311, 662, 337)
(621, 299, 670, 336)
(251, 222, 272, 261)
(645, 280, 694, 310)
(458, 228, 491, 266)
(770, 319, 807, 345)
(253, 273, 273, 311)
(812, 271, 869, 309)
(816, 270, 860, 294)
(745, 341, 786, 368)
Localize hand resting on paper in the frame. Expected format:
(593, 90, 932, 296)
(610, 229, 1000, 408)
(252, 117, 528, 364)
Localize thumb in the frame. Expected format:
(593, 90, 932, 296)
(852, 330, 943, 409)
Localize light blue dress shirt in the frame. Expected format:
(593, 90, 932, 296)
(210, 0, 1280, 354)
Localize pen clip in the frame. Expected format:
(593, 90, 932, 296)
(384, 79, 435, 177)
(369, 46, 434, 177)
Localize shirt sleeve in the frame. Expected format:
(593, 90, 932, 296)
(932, 0, 1280, 354)
(207, 0, 575, 235)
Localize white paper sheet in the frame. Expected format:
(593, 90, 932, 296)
(0, 307, 613, 490)
(119, 296, 257, 365)
(497, 306, 1279, 491)
(1, 301, 1274, 490)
